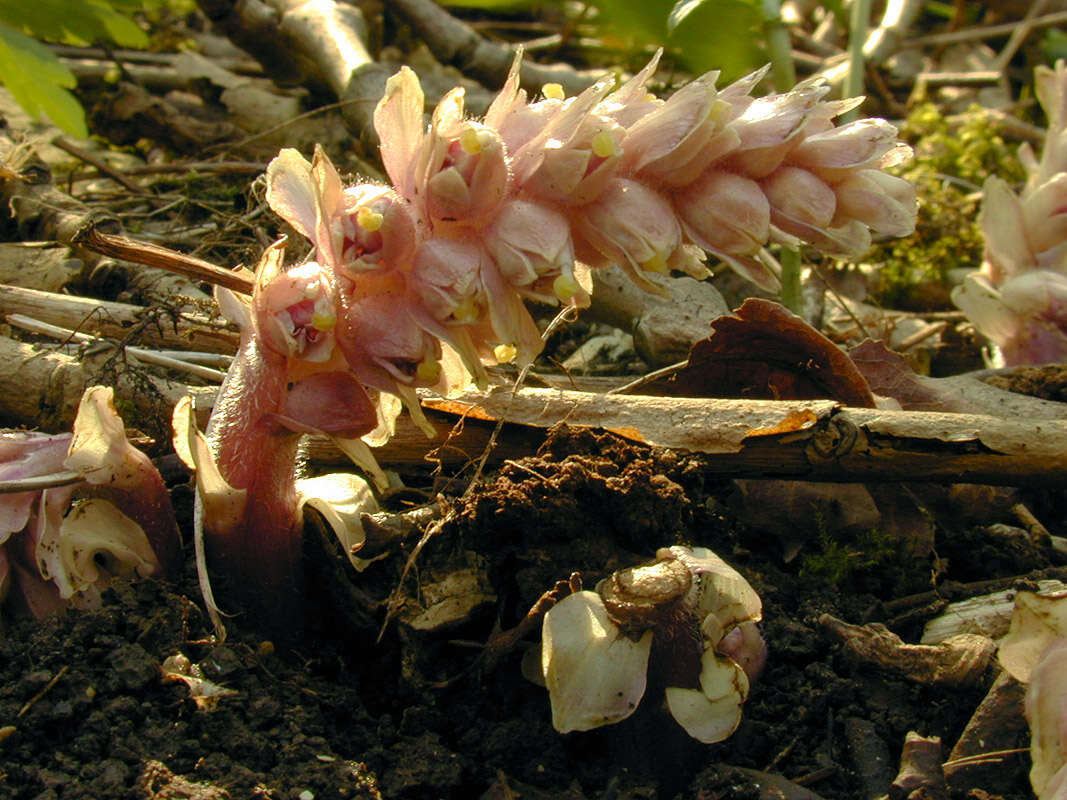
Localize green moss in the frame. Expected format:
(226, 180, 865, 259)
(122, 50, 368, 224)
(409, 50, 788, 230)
(867, 102, 1027, 310)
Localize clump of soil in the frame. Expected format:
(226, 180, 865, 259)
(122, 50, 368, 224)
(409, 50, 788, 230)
(0, 426, 1057, 799)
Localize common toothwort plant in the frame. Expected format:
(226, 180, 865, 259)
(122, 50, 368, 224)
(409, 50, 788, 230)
(954, 60, 1067, 366)
(0, 386, 180, 622)
(183, 51, 916, 635)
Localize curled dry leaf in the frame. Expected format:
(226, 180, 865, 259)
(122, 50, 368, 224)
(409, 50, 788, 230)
(818, 614, 995, 688)
(665, 298, 877, 407)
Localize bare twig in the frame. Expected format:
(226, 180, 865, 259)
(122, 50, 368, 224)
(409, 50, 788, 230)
(74, 225, 255, 296)
(52, 137, 142, 192)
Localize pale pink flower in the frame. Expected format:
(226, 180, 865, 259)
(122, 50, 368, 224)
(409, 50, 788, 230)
(253, 260, 337, 363)
(338, 183, 419, 275)
(265, 146, 345, 267)
(616, 75, 741, 188)
(762, 166, 837, 231)
(415, 88, 510, 227)
(483, 197, 589, 306)
(953, 270, 1067, 365)
(571, 177, 682, 293)
(266, 148, 420, 278)
(675, 169, 777, 289)
(833, 169, 917, 239)
(373, 65, 427, 201)
(676, 169, 770, 254)
(786, 118, 910, 183)
(721, 82, 831, 178)
(410, 237, 542, 376)
(336, 279, 443, 393)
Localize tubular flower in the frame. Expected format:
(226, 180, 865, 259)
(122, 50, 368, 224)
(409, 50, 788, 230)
(416, 91, 510, 227)
(338, 183, 418, 275)
(571, 177, 683, 293)
(482, 197, 589, 307)
(953, 60, 1067, 365)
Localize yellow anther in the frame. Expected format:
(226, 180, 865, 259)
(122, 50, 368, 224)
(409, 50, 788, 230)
(591, 129, 618, 159)
(644, 91, 657, 102)
(311, 310, 337, 331)
(416, 358, 441, 383)
(640, 253, 670, 274)
(459, 126, 484, 155)
(356, 205, 383, 232)
(707, 98, 731, 125)
(552, 274, 579, 302)
(542, 83, 565, 101)
(452, 296, 480, 324)
(493, 344, 518, 364)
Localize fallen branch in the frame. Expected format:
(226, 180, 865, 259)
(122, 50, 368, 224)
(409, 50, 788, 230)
(0, 335, 215, 437)
(420, 386, 1067, 486)
(0, 284, 237, 354)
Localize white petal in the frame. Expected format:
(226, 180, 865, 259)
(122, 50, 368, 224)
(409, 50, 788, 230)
(542, 590, 652, 733)
(999, 591, 1067, 683)
(295, 472, 377, 568)
(665, 648, 749, 743)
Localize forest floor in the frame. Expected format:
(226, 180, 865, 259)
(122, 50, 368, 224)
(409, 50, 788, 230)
(1, 1, 1067, 799)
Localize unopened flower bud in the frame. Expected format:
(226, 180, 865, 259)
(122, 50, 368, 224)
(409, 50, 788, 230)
(723, 83, 830, 178)
(762, 166, 837, 230)
(676, 170, 770, 255)
(787, 118, 906, 182)
(833, 169, 917, 238)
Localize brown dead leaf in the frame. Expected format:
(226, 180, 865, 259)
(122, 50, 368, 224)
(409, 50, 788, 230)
(667, 299, 876, 407)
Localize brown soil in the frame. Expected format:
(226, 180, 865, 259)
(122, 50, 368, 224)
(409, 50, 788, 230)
(1, 426, 1062, 799)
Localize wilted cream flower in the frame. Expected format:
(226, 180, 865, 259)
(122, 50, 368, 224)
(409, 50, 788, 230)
(541, 546, 764, 743)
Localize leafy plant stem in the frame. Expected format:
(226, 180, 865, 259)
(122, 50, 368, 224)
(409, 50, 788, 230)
(761, 0, 795, 89)
(843, 0, 871, 123)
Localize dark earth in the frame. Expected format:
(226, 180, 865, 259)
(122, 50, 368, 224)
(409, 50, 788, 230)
(2, 424, 1064, 800)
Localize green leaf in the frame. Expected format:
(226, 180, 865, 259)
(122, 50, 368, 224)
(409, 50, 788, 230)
(667, 0, 706, 32)
(0, 0, 148, 48)
(0, 22, 88, 137)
